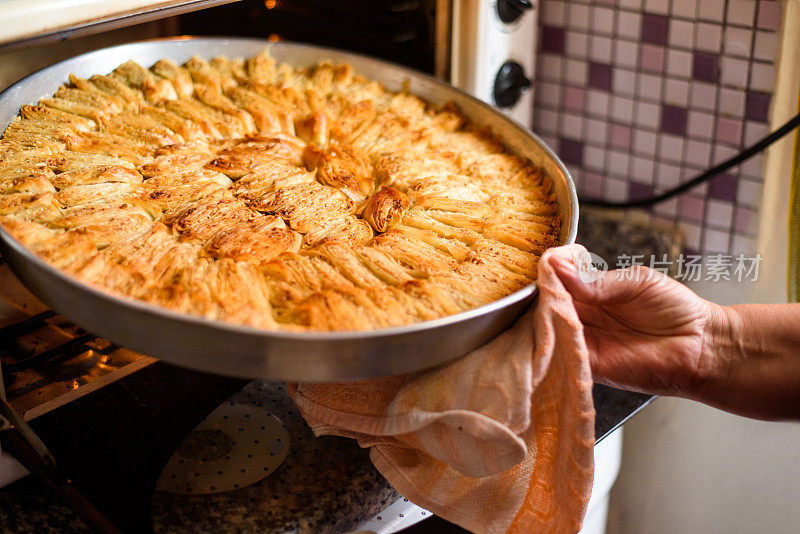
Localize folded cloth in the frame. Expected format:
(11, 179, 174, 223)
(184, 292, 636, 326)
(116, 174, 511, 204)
(287, 244, 595, 533)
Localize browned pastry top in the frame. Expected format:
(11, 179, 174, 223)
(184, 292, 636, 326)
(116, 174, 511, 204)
(0, 51, 559, 331)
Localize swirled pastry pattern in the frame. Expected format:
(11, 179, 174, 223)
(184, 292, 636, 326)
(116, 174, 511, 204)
(0, 52, 559, 331)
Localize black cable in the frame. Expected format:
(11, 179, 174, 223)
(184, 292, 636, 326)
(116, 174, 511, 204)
(579, 111, 800, 209)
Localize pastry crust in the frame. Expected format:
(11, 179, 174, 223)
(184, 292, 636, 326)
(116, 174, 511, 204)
(0, 51, 559, 331)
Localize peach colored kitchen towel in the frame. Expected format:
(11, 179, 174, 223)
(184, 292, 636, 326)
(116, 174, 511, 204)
(287, 244, 595, 533)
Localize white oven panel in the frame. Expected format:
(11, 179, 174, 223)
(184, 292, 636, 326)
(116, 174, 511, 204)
(0, 0, 236, 48)
(451, 0, 537, 129)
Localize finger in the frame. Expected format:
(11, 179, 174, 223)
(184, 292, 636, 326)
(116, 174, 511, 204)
(550, 257, 665, 306)
(578, 324, 621, 386)
(580, 328, 635, 390)
(573, 301, 628, 330)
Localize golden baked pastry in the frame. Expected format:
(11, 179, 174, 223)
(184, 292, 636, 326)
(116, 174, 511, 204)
(0, 51, 559, 331)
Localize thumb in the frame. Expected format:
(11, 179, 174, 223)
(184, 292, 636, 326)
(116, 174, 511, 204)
(549, 251, 659, 305)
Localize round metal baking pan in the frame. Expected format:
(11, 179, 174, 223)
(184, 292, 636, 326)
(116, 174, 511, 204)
(0, 37, 578, 381)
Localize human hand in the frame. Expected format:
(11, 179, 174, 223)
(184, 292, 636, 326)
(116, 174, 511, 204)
(548, 247, 724, 398)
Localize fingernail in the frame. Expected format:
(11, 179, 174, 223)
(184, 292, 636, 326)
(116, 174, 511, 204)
(576, 250, 606, 283)
(552, 256, 576, 276)
(577, 250, 596, 272)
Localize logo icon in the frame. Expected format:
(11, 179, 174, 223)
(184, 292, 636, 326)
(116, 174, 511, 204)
(577, 250, 608, 283)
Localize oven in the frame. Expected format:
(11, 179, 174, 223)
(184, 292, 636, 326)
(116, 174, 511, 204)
(0, 1, 540, 532)
(0, 0, 538, 125)
(176, 0, 538, 127)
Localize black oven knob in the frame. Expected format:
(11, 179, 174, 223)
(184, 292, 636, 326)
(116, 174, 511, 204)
(493, 61, 531, 108)
(497, 0, 534, 24)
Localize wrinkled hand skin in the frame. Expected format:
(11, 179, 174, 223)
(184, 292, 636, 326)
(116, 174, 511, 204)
(550, 248, 714, 398)
(360, 186, 409, 233)
(549, 245, 800, 421)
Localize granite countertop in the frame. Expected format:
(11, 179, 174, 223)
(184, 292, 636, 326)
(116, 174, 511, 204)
(0, 211, 675, 533)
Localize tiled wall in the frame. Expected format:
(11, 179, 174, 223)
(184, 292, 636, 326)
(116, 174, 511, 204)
(532, 0, 784, 255)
